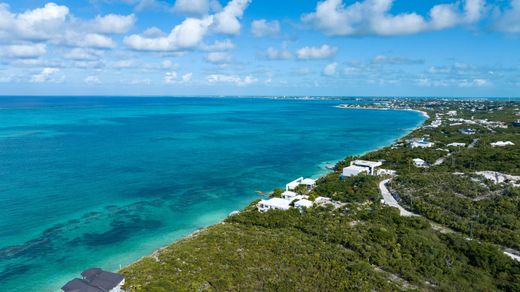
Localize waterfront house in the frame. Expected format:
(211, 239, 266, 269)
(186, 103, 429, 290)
(413, 158, 428, 168)
(459, 128, 476, 135)
(281, 190, 299, 200)
(407, 137, 434, 149)
(257, 198, 291, 213)
(285, 177, 316, 192)
(62, 268, 125, 292)
(491, 141, 515, 147)
(342, 160, 384, 177)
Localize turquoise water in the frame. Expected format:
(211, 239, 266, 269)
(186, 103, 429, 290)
(0, 97, 424, 291)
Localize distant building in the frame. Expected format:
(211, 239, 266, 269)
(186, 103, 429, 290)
(62, 268, 125, 292)
(413, 158, 428, 168)
(447, 110, 457, 116)
(342, 160, 383, 177)
(409, 141, 434, 148)
(491, 141, 515, 147)
(459, 128, 476, 135)
(513, 119, 520, 127)
(376, 169, 397, 176)
(285, 177, 316, 192)
(257, 198, 291, 213)
(294, 199, 313, 211)
(281, 190, 299, 200)
(447, 142, 466, 147)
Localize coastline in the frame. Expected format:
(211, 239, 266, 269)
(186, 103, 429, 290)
(120, 105, 429, 273)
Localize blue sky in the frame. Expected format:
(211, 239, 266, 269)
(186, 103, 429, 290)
(0, 0, 519, 97)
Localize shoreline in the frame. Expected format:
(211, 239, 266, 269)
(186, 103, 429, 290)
(120, 104, 429, 273)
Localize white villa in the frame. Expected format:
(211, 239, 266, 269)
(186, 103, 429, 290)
(447, 142, 466, 147)
(413, 158, 429, 168)
(257, 198, 291, 212)
(409, 141, 434, 149)
(491, 141, 515, 147)
(285, 177, 316, 192)
(294, 199, 313, 211)
(342, 160, 383, 177)
(257, 176, 320, 213)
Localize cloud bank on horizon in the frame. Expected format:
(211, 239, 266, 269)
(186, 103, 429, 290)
(0, 0, 519, 97)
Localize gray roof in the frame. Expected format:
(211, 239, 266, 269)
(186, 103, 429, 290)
(62, 268, 124, 292)
(61, 279, 103, 292)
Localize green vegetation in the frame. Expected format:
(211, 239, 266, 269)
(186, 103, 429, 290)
(122, 98, 520, 291)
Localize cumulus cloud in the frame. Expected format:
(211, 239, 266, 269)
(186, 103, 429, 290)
(64, 48, 102, 61)
(201, 39, 235, 51)
(494, 0, 520, 33)
(302, 0, 485, 36)
(265, 47, 292, 60)
(213, 0, 251, 35)
(296, 44, 337, 60)
(124, 17, 213, 51)
(0, 43, 46, 58)
(31, 67, 63, 83)
(0, 2, 69, 40)
(322, 62, 338, 76)
(91, 14, 135, 34)
(84, 75, 101, 84)
(174, 0, 209, 15)
(206, 52, 232, 63)
(207, 73, 257, 85)
(371, 55, 423, 65)
(164, 71, 193, 83)
(251, 19, 280, 37)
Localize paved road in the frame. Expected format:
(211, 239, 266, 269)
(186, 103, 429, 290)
(379, 178, 520, 262)
(379, 179, 417, 217)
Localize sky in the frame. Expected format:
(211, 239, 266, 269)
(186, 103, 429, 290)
(0, 0, 519, 97)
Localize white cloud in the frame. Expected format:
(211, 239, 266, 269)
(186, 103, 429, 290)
(322, 62, 338, 76)
(213, 0, 251, 35)
(0, 43, 46, 58)
(251, 19, 280, 37)
(91, 14, 135, 34)
(64, 48, 102, 61)
(494, 0, 520, 33)
(302, 0, 485, 36)
(297, 45, 337, 60)
(265, 47, 292, 60)
(202, 39, 235, 51)
(174, 0, 209, 15)
(164, 71, 193, 83)
(84, 75, 101, 84)
(207, 73, 257, 85)
(31, 67, 63, 83)
(206, 52, 232, 63)
(181, 72, 193, 82)
(0, 2, 69, 40)
(124, 17, 213, 51)
(164, 71, 178, 83)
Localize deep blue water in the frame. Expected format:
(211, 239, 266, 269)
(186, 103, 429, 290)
(0, 97, 424, 291)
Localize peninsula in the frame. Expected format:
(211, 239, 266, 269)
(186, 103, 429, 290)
(121, 97, 520, 291)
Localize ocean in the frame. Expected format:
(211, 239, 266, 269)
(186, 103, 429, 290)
(0, 96, 425, 291)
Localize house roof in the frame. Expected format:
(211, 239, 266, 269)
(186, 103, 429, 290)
(282, 191, 298, 198)
(295, 199, 313, 208)
(301, 178, 316, 185)
(352, 160, 383, 168)
(343, 165, 370, 175)
(259, 198, 291, 210)
(62, 279, 103, 292)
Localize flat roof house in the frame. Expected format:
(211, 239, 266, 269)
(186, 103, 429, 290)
(491, 141, 515, 147)
(257, 198, 291, 213)
(342, 160, 383, 177)
(413, 158, 428, 168)
(294, 199, 313, 211)
(285, 177, 316, 192)
(62, 268, 124, 292)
